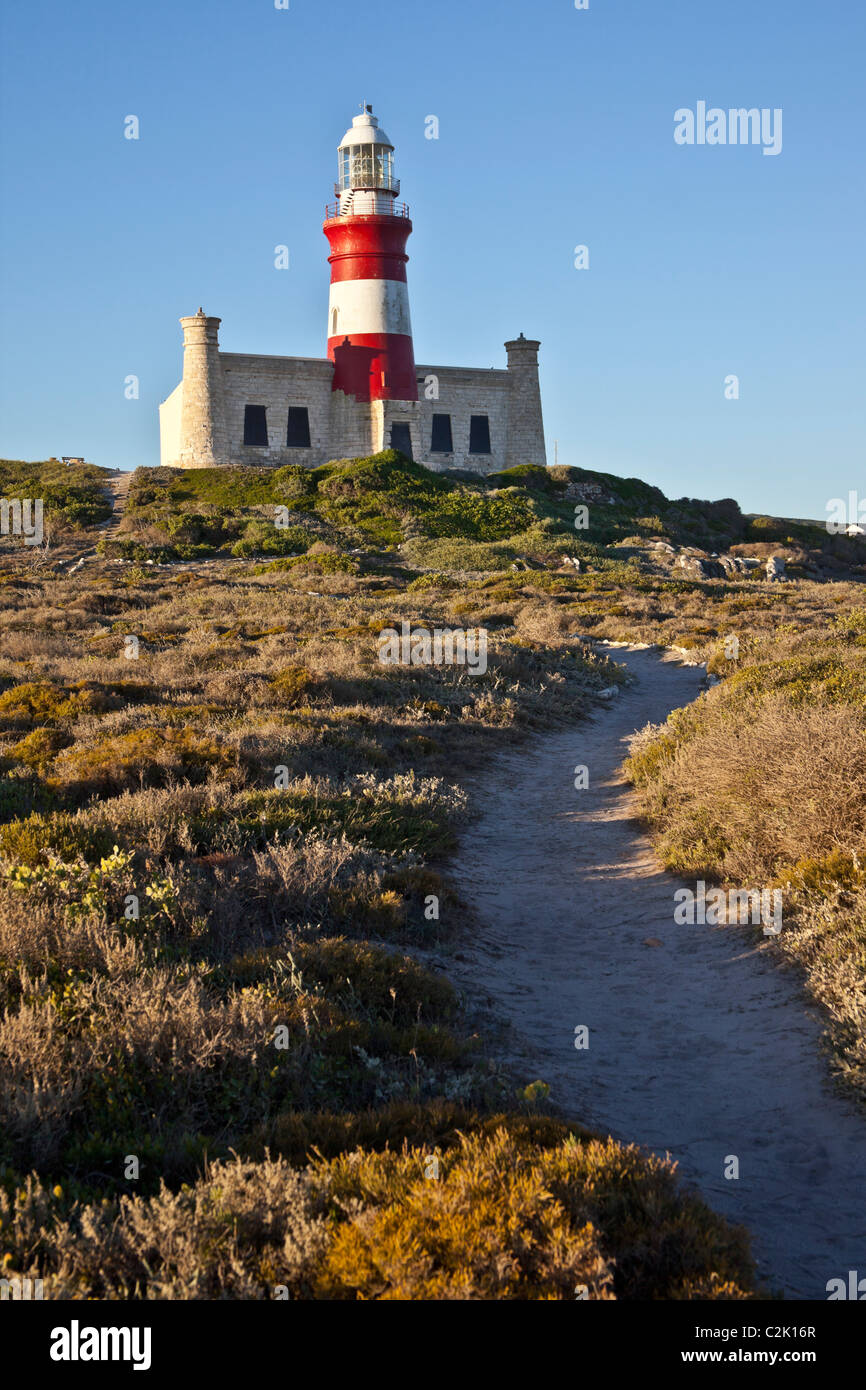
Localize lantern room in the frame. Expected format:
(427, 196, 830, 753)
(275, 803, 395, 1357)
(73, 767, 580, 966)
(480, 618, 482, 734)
(335, 106, 402, 216)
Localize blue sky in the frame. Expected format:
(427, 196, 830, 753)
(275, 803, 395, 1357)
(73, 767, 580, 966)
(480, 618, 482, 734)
(0, 0, 863, 518)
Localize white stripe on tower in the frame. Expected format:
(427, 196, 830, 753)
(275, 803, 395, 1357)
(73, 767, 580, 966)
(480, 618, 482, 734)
(328, 279, 412, 340)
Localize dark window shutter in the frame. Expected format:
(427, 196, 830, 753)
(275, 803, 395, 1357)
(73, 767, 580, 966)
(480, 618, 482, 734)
(243, 405, 268, 446)
(286, 407, 312, 448)
(389, 422, 413, 459)
(430, 414, 453, 452)
(469, 415, 491, 454)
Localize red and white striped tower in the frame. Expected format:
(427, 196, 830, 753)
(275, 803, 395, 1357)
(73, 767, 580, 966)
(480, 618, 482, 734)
(324, 107, 418, 403)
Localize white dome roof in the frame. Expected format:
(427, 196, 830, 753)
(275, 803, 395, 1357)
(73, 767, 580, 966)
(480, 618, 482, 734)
(338, 110, 393, 149)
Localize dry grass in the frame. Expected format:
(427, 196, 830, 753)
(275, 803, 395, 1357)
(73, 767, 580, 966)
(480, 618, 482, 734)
(1, 1127, 755, 1300)
(631, 695, 866, 879)
(4, 455, 862, 1297)
(626, 623, 866, 1099)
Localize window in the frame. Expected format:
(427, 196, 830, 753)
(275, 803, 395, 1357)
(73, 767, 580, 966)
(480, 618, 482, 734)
(390, 422, 413, 459)
(377, 148, 393, 186)
(243, 405, 268, 447)
(430, 414, 453, 452)
(286, 407, 311, 448)
(350, 148, 374, 186)
(469, 415, 492, 454)
(345, 143, 395, 190)
(331, 307, 339, 336)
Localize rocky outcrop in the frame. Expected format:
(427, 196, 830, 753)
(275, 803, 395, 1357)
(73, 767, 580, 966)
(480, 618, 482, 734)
(562, 480, 619, 505)
(674, 551, 764, 580)
(719, 555, 759, 576)
(675, 554, 726, 579)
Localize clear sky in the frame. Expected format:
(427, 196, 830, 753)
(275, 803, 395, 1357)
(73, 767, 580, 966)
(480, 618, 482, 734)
(0, 0, 863, 518)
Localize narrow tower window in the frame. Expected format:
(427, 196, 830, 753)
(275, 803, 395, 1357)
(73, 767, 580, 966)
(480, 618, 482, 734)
(243, 405, 268, 447)
(430, 414, 453, 452)
(331, 308, 339, 335)
(286, 406, 312, 448)
(469, 415, 492, 454)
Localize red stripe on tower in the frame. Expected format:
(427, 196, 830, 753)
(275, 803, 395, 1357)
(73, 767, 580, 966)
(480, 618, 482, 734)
(323, 106, 418, 403)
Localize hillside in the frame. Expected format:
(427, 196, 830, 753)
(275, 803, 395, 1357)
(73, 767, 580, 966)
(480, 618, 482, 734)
(0, 451, 864, 1298)
(93, 454, 866, 576)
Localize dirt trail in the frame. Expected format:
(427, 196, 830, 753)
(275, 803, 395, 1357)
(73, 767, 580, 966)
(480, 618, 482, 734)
(447, 646, 865, 1298)
(99, 473, 132, 533)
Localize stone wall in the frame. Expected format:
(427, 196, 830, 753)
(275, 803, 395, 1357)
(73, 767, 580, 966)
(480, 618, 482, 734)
(220, 354, 339, 467)
(504, 336, 546, 469)
(177, 313, 229, 468)
(159, 383, 183, 468)
(159, 316, 546, 474)
(411, 365, 511, 473)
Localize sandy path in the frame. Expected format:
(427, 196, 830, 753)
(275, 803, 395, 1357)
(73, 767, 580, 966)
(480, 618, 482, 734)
(446, 646, 866, 1298)
(99, 473, 132, 533)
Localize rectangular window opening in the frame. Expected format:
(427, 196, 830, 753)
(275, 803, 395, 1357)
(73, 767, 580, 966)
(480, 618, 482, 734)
(389, 421, 413, 460)
(469, 415, 492, 454)
(430, 414, 453, 453)
(286, 406, 312, 448)
(243, 405, 268, 447)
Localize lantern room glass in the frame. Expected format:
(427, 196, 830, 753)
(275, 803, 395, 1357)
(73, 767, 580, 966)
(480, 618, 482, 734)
(338, 144, 396, 192)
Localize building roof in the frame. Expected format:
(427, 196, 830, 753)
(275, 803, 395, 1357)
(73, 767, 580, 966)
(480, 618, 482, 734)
(338, 108, 393, 149)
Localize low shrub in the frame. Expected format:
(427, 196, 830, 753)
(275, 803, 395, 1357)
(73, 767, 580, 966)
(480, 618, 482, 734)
(7, 728, 71, 770)
(269, 667, 318, 708)
(231, 523, 311, 559)
(0, 1126, 755, 1300)
(53, 727, 235, 794)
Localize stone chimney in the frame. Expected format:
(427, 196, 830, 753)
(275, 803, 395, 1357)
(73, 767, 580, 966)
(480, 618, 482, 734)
(178, 309, 229, 468)
(504, 334, 546, 469)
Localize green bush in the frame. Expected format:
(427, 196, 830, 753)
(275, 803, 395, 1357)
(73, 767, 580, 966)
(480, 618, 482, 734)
(271, 465, 319, 502)
(8, 728, 71, 770)
(313, 1127, 755, 1301)
(231, 522, 310, 559)
(0, 1125, 756, 1299)
(746, 515, 789, 543)
(0, 459, 112, 527)
(487, 465, 555, 492)
(0, 810, 115, 866)
(269, 667, 318, 708)
(53, 726, 235, 793)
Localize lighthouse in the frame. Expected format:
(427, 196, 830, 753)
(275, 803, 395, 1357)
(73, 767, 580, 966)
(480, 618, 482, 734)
(323, 106, 418, 404)
(161, 104, 547, 473)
